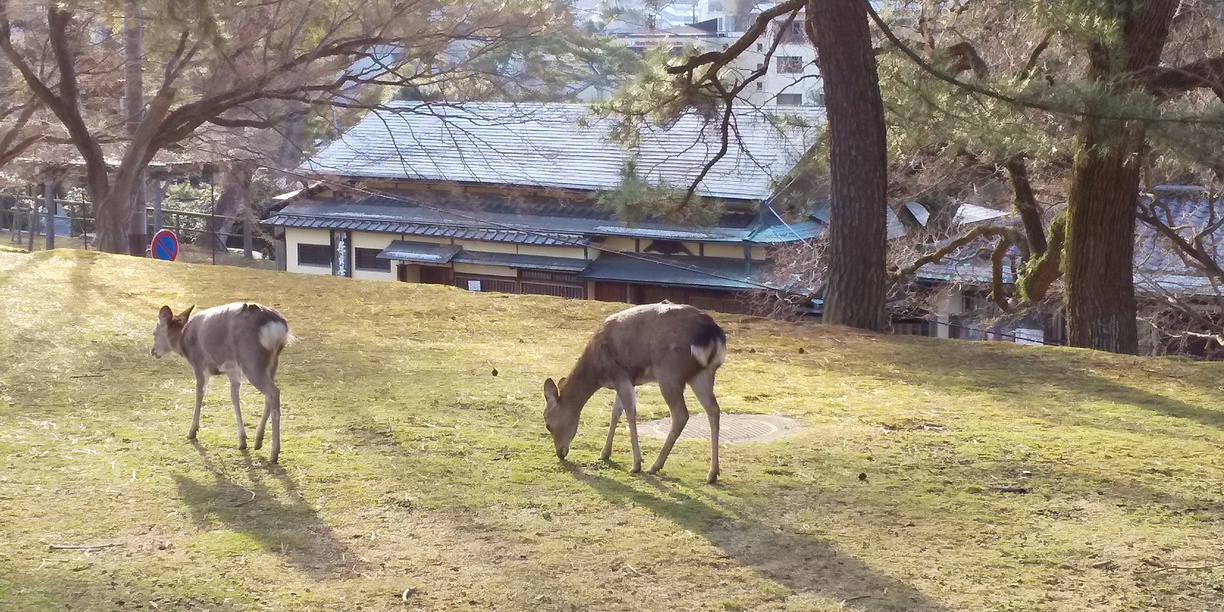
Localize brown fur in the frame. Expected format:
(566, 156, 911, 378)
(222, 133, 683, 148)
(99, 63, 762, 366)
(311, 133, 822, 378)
(152, 302, 293, 462)
(544, 302, 726, 483)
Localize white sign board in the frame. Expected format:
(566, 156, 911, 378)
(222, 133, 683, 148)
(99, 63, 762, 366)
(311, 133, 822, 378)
(1013, 328, 1044, 345)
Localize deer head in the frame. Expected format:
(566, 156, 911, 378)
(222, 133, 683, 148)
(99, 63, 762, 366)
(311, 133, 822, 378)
(543, 377, 580, 459)
(151, 305, 193, 358)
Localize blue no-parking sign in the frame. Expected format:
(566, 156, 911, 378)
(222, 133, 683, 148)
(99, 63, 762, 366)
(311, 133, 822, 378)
(151, 229, 179, 261)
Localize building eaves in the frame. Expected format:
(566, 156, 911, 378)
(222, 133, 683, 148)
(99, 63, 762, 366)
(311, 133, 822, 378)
(262, 212, 589, 247)
(263, 196, 769, 245)
(580, 253, 769, 290)
(377, 240, 462, 264)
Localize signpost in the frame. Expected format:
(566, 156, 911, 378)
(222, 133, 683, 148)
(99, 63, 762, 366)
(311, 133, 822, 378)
(150, 229, 179, 261)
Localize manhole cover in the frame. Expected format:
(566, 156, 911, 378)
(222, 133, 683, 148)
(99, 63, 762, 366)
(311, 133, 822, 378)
(640, 414, 802, 444)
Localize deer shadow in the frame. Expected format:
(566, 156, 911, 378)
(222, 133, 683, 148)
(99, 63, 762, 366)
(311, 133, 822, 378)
(173, 442, 362, 581)
(568, 466, 946, 612)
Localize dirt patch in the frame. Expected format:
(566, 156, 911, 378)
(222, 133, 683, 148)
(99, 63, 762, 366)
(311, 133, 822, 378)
(640, 413, 802, 444)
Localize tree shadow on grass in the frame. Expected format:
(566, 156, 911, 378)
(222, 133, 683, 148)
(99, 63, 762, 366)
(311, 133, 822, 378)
(854, 340, 1224, 432)
(568, 465, 947, 612)
(173, 442, 361, 581)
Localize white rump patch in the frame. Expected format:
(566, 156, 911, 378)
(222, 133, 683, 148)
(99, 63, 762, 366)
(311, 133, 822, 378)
(259, 321, 291, 351)
(691, 338, 727, 368)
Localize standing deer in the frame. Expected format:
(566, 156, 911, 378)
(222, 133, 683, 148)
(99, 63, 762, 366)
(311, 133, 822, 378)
(151, 303, 294, 463)
(543, 301, 727, 483)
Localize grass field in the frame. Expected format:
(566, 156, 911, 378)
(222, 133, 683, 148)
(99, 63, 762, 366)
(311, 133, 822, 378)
(1, 248, 1222, 611)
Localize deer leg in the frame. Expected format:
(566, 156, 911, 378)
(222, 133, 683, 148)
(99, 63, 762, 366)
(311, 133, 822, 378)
(188, 372, 208, 440)
(228, 372, 247, 451)
(689, 368, 722, 484)
(253, 355, 279, 451)
(614, 384, 641, 473)
(600, 394, 624, 461)
(265, 385, 281, 464)
(647, 381, 690, 475)
(246, 366, 281, 464)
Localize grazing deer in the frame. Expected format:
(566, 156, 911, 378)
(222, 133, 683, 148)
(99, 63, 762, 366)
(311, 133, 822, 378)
(543, 301, 727, 483)
(151, 303, 294, 463)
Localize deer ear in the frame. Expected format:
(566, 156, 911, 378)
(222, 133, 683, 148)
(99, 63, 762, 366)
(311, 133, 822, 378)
(543, 378, 559, 402)
(556, 377, 567, 393)
(158, 305, 173, 324)
(178, 305, 195, 321)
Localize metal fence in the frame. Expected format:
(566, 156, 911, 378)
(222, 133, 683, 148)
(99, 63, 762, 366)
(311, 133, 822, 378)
(2, 194, 257, 260)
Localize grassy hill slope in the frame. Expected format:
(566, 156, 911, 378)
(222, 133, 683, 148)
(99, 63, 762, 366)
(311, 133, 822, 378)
(1, 249, 1222, 611)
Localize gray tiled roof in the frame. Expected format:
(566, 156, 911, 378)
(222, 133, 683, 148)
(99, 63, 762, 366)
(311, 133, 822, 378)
(263, 202, 589, 247)
(580, 253, 768, 290)
(377, 240, 462, 263)
(451, 250, 591, 273)
(263, 193, 764, 244)
(301, 101, 823, 201)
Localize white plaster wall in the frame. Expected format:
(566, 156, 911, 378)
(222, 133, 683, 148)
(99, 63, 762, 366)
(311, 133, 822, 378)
(453, 263, 516, 277)
(453, 240, 517, 254)
(516, 244, 587, 259)
(931, 289, 966, 339)
(600, 237, 639, 252)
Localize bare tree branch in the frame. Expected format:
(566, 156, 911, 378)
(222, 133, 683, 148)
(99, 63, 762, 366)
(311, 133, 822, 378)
(665, 0, 804, 80)
(1144, 56, 1224, 101)
(889, 224, 1012, 280)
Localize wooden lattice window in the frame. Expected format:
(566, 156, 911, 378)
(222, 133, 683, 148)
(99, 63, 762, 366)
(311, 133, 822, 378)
(355, 248, 390, 272)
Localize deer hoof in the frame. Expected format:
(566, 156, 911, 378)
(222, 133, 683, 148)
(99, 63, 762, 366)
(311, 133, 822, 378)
(707, 471, 719, 484)
(238, 441, 247, 451)
(629, 465, 641, 474)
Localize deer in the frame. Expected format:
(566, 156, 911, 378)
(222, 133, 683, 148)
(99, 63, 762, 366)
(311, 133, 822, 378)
(151, 302, 294, 463)
(543, 301, 727, 483)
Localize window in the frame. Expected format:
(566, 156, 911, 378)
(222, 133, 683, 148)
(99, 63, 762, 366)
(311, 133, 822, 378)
(520, 270, 585, 299)
(776, 56, 803, 74)
(775, 21, 805, 44)
(755, 81, 764, 91)
(298, 243, 332, 267)
(776, 93, 803, 106)
(355, 247, 390, 272)
(756, 42, 763, 52)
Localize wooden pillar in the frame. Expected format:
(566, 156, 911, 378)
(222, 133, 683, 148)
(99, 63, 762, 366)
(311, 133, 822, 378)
(152, 177, 165, 233)
(26, 191, 36, 251)
(43, 183, 54, 250)
(242, 217, 253, 259)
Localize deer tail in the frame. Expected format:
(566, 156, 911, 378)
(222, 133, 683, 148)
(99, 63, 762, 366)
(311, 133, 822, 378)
(690, 324, 727, 369)
(259, 320, 294, 351)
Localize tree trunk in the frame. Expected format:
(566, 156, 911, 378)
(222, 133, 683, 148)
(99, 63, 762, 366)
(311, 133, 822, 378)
(1064, 120, 1142, 353)
(88, 175, 126, 253)
(274, 101, 307, 188)
(1061, 0, 1177, 354)
(123, 0, 145, 255)
(208, 162, 254, 249)
(807, 0, 888, 331)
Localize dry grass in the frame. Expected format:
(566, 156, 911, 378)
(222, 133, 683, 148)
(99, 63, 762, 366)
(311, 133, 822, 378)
(1, 248, 1223, 611)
